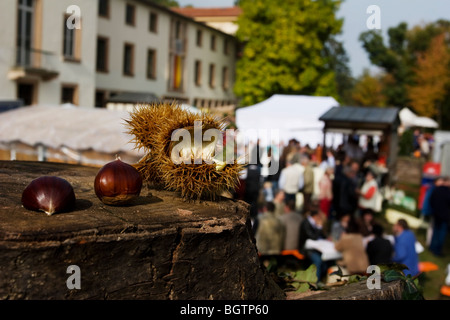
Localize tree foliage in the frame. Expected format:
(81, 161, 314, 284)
(351, 69, 386, 107)
(152, 0, 179, 7)
(359, 20, 450, 129)
(407, 34, 450, 121)
(234, 0, 345, 107)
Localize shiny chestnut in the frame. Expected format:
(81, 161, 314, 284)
(21, 176, 76, 215)
(94, 158, 143, 206)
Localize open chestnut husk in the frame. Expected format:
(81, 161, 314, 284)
(21, 176, 76, 215)
(94, 158, 143, 206)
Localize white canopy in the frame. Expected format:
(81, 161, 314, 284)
(0, 104, 143, 155)
(235, 94, 340, 146)
(399, 107, 438, 129)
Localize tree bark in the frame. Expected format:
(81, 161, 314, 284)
(0, 161, 285, 300)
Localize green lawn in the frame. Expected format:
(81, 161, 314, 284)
(415, 227, 450, 300)
(376, 210, 450, 300)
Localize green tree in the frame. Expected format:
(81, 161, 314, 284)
(407, 34, 450, 125)
(359, 20, 450, 109)
(351, 69, 386, 107)
(234, 0, 344, 107)
(152, 0, 179, 7)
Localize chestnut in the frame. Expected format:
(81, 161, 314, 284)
(94, 158, 143, 206)
(21, 176, 76, 215)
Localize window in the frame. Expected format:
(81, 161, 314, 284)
(125, 3, 135, 26)
(16, 0, 34, 66)
(222, 66, 229, 90)
(149, 11, 158, 33)
(95, 90, 106, 108)
(169, 19, 186, 92)
(61, 84, 78, 105)
(96, 36, 108, 72)
(194, 60, 201, 86)
(209, 63, 215, 88)
(224, 39, 229, 55)
(210, 34, 216, 51)
(123, 43, 134, 76)
(98, 0, 109, 18)
(63, 14, 81, 61)
(196, 29, 202, 47)
(147, 49, 156, 79)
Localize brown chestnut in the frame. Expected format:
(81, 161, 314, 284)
(94, 158, 143, 206)
(21, 176, 76, 215)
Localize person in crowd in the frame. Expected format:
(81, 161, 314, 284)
(272, 189, 285, 217)
(319, 148, 336, 171)
(318, 166, 333, 217)
(255, 202, 285, 255)
(419, 134, 430, 159)
(330, 213, 351, 241)
(421, 176, 444, 247)
(344, 135, 364, 163)
(356, 209, 375, 237)
(337, 165, 359, 217)
(279, 199, 303, 251)
(335, 220, 370, 275)
(350, 160, 363, 188)
(366, 224, 393, 265)
(278, 153, 304, 209)
(429, 176, 450, 257)
(298, 208, 328, 281)
(332, 154, 349, 217)
(315, 143, 323, 164)
(244, 163, 261, 224)
(266, 146, 281, 195)
(357, 170, 379, 215)
(392, 219, 420, 276)
(300, 155, 314, 213)
(413, 129, 421, 152)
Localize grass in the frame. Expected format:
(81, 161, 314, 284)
(375, 208, 450, 300)
(415, 227, 450, 300)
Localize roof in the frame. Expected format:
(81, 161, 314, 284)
(0, 105, 143, 155)
(319, 106, 400, 130)
(171, 6, 242, 18)
(134, 0, 236, 38)
(106, 92, 160, 104)
(235, 94, 339, 145)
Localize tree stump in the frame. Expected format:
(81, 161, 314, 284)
(287, 280, 405, 300)
(0, 161, 285, 300)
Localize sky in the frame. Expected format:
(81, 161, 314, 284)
(176, 0, 450, 78)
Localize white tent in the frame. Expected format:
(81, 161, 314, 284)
(0, 104, 144, 159)
(235, 94, 340, 146)
(399, 107, 438, 129)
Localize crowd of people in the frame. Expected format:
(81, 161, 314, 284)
(239, 136, 423, 283)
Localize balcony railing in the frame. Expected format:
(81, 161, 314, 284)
(9, 47, 59, 81)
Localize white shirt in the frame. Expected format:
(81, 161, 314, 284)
(278, 163, 304, 194)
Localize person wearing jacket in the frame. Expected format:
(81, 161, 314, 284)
(392, 219, 419, 276)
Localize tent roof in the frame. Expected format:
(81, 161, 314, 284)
(235, 94, 339, 144)
(320, 106, 400, 131)
(399, 107, 438, 128)
(0, 104, 143, 155)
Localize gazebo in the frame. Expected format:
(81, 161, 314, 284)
(319, 106, 401, 182)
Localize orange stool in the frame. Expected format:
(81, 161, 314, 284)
(418, 261, 439, 273)
(440, 285, 450, 297)
(281, 250, 305, 260)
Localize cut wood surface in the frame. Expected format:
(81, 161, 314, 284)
(0, 161, 285, 300)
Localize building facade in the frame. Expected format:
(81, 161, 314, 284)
(0, 0, 237, 109)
